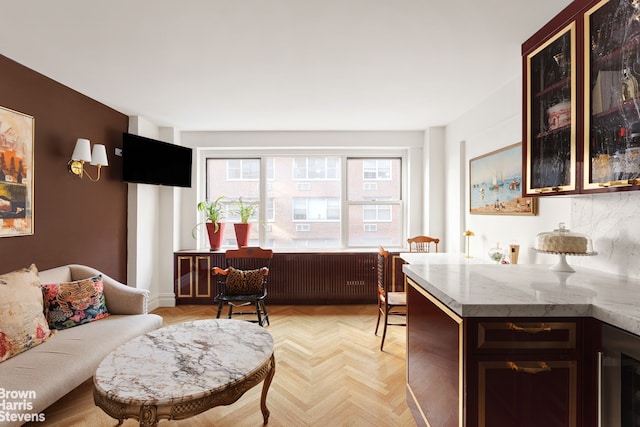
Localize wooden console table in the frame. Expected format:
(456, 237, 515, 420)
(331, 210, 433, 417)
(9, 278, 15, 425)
(174, 250, 378, 305)
(93, 319, 275, 426)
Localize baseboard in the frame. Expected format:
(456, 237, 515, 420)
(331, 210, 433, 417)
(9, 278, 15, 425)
(156, 292, 176, 308)
(147, 294, 175, 311)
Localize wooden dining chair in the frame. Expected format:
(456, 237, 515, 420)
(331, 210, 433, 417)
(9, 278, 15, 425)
(212, 247, 273, 327)
(407, 235, 440, 253)
(374, 246, 406, 351)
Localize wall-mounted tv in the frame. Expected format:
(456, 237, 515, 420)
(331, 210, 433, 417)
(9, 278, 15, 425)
(122, 132, 192, 187)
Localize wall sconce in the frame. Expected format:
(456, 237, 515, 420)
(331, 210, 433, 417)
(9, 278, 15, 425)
(68, 138, 108, 181)
(463, 230, 475, 258)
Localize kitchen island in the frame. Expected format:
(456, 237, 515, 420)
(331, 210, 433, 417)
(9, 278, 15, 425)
(402, 253, 640, 427)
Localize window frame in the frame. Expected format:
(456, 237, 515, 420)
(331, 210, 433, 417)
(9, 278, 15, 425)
(198, 149, 408, 249)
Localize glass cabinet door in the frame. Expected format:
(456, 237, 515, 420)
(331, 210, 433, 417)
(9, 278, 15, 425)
(525, 23, 577, 195)
(585, 0, 640, 190)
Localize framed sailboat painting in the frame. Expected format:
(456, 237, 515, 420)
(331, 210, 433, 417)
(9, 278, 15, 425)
(469, 142, 536, 215)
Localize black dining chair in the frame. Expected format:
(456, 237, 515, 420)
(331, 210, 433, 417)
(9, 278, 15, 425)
(212, 247, 273, 327)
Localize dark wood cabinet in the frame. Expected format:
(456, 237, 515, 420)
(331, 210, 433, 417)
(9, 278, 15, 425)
(406, 281, 461, 427)
(524, 21, 579, 196)
(406, 278, 598, 427)
(523, 0, 640, 196)
(476, 360, 577, 427)
(583, 0, 640, 191)
(467, 320, 582, 427)
(174, 251, 224, 304)
(174, 250, 377, 305)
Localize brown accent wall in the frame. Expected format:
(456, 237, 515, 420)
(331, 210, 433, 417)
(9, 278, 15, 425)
(0, 54, 129, 281)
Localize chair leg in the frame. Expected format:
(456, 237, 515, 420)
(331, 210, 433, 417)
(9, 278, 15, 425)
(380, 308, 389, 351)
(255, 301, 263, 326)
(260, 301, 269, 326)
(374, 303, 382, 335)
(216, 300, 224, 319)
(227, 304, 233, 319)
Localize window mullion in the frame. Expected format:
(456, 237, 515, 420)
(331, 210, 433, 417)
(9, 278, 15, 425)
(259, 157, 267, 247)
(341, 154, 348, 247)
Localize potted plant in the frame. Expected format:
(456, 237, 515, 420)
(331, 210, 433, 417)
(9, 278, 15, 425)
(233, 197, 258, 247)
(193, 196, 226, 250)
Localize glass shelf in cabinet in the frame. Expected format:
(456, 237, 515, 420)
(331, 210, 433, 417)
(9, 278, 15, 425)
(535, 125, 572, 139)
(591, 35, 640, 68)
(590, 98, 640, 118)
(532, 78, 571, 99)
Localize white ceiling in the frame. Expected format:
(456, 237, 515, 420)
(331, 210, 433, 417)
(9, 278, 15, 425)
(0, 0, 572, 131)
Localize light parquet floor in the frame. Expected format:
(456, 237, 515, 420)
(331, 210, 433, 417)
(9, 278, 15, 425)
(30, 305, 416, 427)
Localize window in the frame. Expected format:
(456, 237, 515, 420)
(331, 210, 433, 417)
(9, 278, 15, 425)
(266, 198, 275, 222)
(363, 159, 391, 180)
(364, 224, 378, 232)
(204, 155, 402, 249)
(293, 157, 339, 180)
(363, 182, 378, 191)
(226, 159, 259, 180)
(293, 197, 340, 221)
(363, 205, 392, 222)
(265, 158, 275, 180)
(347, 158, 401, 247)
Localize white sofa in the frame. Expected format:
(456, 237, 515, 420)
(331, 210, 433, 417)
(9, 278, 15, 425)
(0, 264, 163, 427)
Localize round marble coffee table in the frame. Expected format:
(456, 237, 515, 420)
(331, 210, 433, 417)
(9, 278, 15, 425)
(93, 319, 275, 426)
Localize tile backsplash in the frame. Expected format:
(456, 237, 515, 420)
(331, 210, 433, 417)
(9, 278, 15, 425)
(571, 191, 640, 279)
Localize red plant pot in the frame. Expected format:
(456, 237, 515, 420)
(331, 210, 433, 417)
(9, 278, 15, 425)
(233, 223, 251, 248)
(205, 222, 225, 251)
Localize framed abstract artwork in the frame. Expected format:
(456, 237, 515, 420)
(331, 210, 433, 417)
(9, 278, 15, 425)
(470, 142, 536, 215)
(0, 106, 34, 237)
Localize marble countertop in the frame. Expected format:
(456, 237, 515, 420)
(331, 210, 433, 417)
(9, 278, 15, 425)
(178, 247, 399, 254)
(402, 253, 640, 336)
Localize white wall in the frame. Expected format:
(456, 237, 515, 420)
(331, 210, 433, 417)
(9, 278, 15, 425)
(423, 127, 446, 249)
(127, 116, 160, 308)
(444, 78, 640, 279)
(127, 117, 182, 309)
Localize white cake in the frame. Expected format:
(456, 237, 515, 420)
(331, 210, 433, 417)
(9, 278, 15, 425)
(537, 234, 588, 253)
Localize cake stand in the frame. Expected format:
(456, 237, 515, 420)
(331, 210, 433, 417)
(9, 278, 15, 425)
(533, 249, 598, 272)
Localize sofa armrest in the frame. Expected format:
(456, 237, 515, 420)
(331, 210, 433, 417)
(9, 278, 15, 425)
(66, 264, 149, 315)
(102, 278, 150, 315)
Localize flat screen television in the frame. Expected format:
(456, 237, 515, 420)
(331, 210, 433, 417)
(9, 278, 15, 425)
(122, 132, 192, 187)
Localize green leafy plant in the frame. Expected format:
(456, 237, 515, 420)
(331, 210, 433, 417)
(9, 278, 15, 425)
(192, 196, 226, 237)
(235, 197, 258, 223)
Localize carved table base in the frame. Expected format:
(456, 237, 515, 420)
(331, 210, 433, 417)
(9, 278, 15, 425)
(93, 320, 275, 426)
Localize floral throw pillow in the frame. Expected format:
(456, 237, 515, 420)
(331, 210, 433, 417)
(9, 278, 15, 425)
(0, 264, 55, 363)
(225, 266, 266, 295)
(42, 275, 109, 330)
